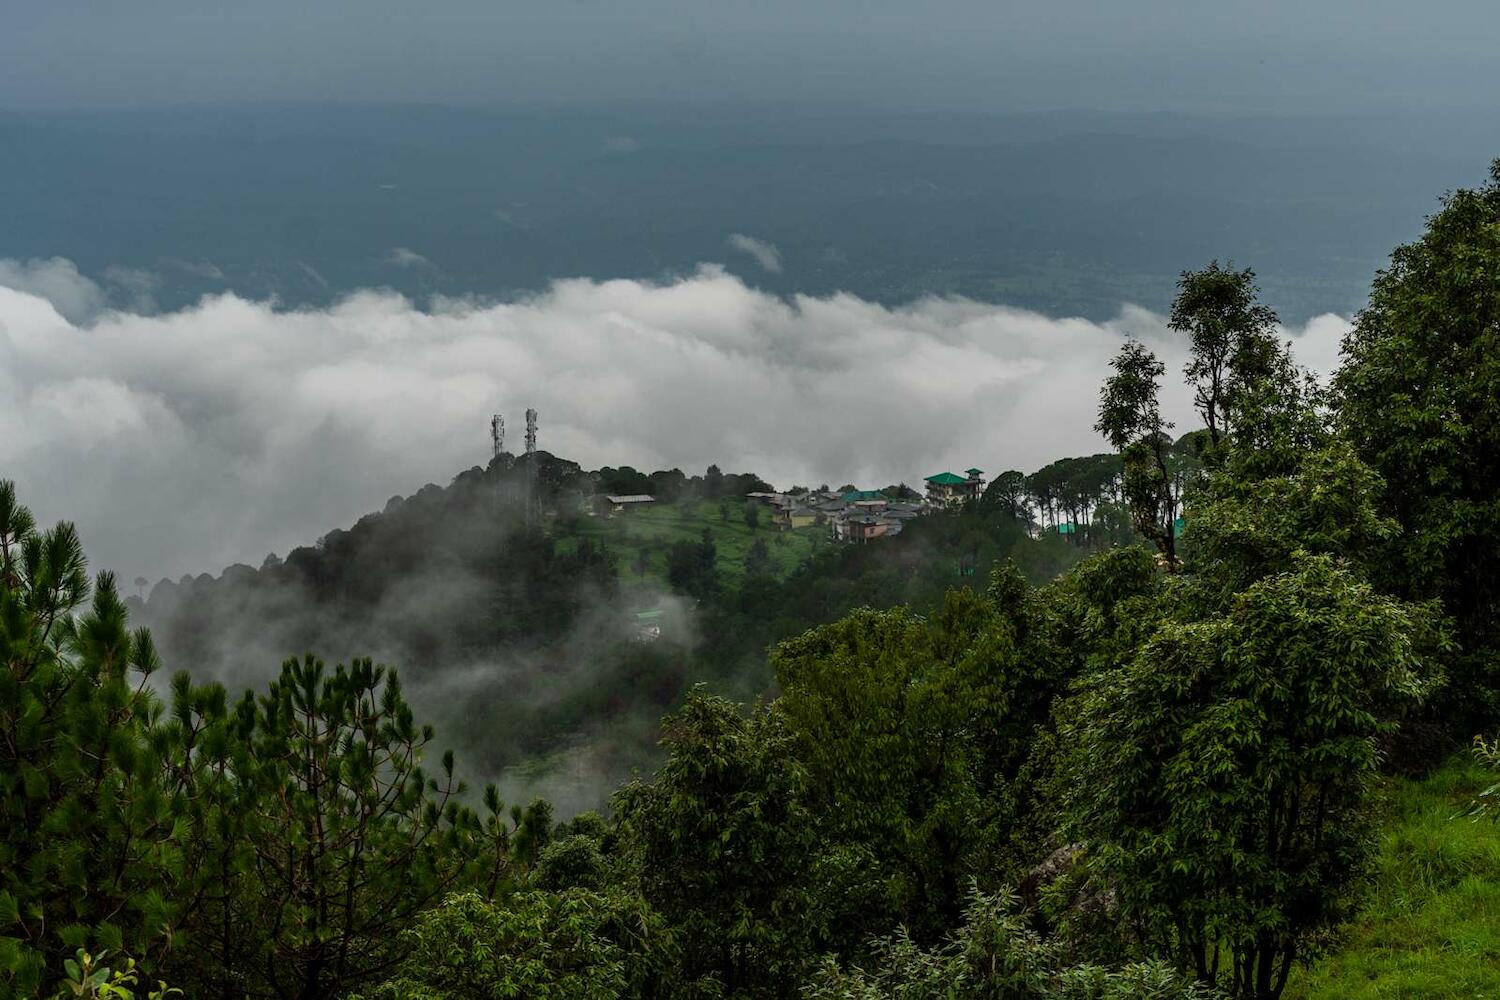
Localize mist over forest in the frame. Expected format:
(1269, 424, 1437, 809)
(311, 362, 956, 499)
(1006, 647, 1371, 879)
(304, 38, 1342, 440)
(125, 448, 1104, 814)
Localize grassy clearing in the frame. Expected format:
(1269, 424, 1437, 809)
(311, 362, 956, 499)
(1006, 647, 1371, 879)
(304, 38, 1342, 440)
(558, 500, 831, 588)
(1287, 756, 1500, 1000)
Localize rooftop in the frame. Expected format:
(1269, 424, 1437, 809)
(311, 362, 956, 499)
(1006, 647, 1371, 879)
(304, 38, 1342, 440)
(924, 472, 967, 485)
(605, 494, 656, 504)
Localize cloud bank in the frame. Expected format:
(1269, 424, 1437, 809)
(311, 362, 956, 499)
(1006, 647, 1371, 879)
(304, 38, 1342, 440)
(0, 261, 1350, 582)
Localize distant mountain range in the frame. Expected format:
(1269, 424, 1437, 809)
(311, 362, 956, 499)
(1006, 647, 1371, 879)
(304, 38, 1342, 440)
(6, 102, 1496, 321)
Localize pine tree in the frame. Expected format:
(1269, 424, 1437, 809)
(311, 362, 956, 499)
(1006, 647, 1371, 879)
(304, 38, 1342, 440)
(174, 655, 501, 1000)
(0, 481, 182, 998)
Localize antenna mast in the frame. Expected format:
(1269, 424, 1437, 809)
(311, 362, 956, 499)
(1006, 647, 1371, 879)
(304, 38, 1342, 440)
(489, 413, 506, 513)
(525, 408, 538, 527)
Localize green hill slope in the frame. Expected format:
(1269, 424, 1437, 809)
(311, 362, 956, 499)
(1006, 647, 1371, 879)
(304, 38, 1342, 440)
(1290, 757, 1500, 999)
(557, 498, 831, 590)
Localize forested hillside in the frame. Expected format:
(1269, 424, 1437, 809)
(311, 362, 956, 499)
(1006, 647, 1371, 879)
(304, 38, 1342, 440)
(128, 447, 1104, 811)
(5, 160, 1500, 1000)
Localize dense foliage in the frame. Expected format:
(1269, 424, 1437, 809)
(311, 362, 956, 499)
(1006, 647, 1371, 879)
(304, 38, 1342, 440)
(803, 889, 1218, 1000)
(0, 483, 179, 997)
(1335, 158, 1500, 732)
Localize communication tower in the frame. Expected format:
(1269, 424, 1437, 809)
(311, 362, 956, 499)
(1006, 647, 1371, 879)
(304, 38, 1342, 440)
(489, 413, 506, 513)
(490, 413, 505, 460)
(524, 408, 539, 526)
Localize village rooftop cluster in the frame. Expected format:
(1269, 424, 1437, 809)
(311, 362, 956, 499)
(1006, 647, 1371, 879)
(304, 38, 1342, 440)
(602, 468, 987, 543)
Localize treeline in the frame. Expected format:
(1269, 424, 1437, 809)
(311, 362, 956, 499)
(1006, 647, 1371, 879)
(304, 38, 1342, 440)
(595, 464, 772, 501)
(4, 159, 1500, 1000)
(983, 442, 1203, 550)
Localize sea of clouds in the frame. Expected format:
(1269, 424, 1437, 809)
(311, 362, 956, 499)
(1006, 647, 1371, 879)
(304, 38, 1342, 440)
(0, 257, 1351, 583)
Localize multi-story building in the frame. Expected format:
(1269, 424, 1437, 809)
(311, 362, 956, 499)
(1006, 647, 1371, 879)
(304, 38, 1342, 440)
(923, 468, 985, 507)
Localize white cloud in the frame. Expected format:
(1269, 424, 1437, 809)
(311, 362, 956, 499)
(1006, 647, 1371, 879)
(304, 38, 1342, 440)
(0, 257, 108, 324)
(0, 264, 1351, 583)
(384, 246, 435, 269)
(726, 233, 783, 273)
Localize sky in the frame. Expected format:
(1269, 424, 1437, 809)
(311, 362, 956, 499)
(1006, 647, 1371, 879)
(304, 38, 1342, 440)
(4, 0, 1499, 113)
(0, 259, 1349, 583)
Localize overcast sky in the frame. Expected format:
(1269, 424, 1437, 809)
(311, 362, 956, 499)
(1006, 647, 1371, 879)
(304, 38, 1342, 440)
(5, 0, 1498, 113)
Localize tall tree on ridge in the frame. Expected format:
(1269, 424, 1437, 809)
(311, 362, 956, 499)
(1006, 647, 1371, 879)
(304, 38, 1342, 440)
(1096, 340, 1180, 567)
(1171, 261, 1280, 451)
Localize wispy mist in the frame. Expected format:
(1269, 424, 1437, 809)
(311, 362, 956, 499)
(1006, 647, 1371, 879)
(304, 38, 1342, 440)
(727, 234, 783, 274)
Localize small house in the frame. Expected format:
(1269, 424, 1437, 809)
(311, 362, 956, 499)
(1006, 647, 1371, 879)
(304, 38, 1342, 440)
(774, 504, 820, 530)
(600, 494, 656, 516)
(847, 514, 893, 543)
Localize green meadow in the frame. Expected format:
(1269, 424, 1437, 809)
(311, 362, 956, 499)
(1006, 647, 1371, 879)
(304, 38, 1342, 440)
(1290, 757, 1500, 1000)
(557, 499, 832, 588)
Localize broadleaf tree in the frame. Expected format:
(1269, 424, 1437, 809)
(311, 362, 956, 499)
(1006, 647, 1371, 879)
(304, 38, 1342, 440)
(1061, 556, 1436, 1000)
(1334, 157, 1500, 728)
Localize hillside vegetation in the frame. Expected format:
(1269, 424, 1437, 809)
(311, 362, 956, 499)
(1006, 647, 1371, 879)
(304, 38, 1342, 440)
(1290, 759, 1500, 999)
(559, 498, 831, 589)
(127, 451, 1087, 813)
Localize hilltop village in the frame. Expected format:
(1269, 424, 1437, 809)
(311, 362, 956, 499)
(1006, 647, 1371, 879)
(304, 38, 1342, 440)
(603, 468, 988, 544)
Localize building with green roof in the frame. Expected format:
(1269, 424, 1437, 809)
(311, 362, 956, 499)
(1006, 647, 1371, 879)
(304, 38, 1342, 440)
(924, 468, 986, 507)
